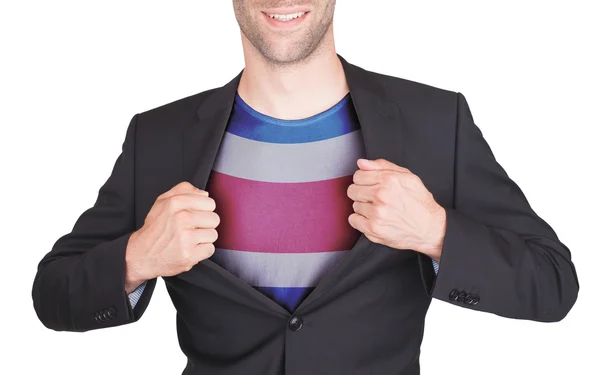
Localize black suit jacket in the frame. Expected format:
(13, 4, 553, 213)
(32, 54, 579, 375)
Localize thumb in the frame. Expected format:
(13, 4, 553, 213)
(357, 158, 379, 169)
(357, 158, 405, 172)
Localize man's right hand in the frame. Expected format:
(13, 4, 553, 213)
(124, 181, 219, 293)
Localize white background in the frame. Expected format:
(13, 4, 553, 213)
(2, 1, 598, 374)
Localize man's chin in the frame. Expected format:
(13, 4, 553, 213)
(259, 46, 316, 66)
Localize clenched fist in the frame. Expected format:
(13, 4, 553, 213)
(124, 181, 220, 293)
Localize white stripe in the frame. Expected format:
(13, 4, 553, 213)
(209, 248, 350, 288)
(212, 130, 365, 182)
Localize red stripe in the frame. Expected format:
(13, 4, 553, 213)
(205, 170, 361, 253)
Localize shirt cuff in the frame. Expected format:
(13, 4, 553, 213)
(127, 281, 147, 309)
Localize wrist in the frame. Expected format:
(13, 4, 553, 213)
(420, 206, 446, 262)
(125, 231, 150, 293)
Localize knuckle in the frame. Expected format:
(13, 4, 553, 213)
(168, 195, 186, 212)
(199, 228, 217, 243)
(198, 243, 215, 258)
(384, 174, 398, 186)
(182, 261, 194, 272)
(407, 173, 420, 185)
(373, 187, 388, 202)
(377, 171, 393, 184)
(179, 248, 191, 264)
(173, 209, 191, 226)
(366, 220, 378, 235)
(371, 223, 384, 237)
(169, 182, 188, 197)
(373, 204, 386, 218)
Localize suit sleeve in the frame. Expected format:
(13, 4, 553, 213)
(421, 92, 579, 322)
(32, 114, 157, 332)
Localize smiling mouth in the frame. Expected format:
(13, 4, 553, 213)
(262, 11, 309, 21)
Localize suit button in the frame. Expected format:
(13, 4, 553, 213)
(95, 314, 102, 323)
(102, 311, 109, 320)
(457, 291, 467, 303)
(471, 294, 480, 305)
(465, 293, 475, 305)
(449, 289, 460, 301)
(288, 316, 303, 332)
(107, 307, 116, 319)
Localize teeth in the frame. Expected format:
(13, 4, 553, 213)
(266, 11, 306, 21)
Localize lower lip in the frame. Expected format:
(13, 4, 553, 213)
(262, 11, 309, 29)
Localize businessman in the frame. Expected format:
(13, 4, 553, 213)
(32, 1, 579, 374)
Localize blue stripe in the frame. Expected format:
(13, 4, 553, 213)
(255, 286, 315, 312)
(228, 92, 359, 143)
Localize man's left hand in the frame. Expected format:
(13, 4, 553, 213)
(347, 158, 446, 262)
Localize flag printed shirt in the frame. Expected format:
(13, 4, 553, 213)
(205, 91, 367, 312)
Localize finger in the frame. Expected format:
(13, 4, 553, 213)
(160, 190, 210, 206)
(357, 158, 410, 173)
(173, 206, 220, 229)
(159, 181, 209, 200)
(187, 227, 219, 243)
(348, 212, 368, 232)
(347, 183, 377, 203)
(191, 243, 216, 263)
(353, 169, 384, 186)
(352, 201, 375, 219)
(165, 193, 217, 213)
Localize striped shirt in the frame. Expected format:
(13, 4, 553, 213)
(127, 92, 439, 310)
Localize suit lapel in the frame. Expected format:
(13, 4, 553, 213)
(182, 70, 292, 316)
(294, 55, 406, 312)
(181, 54, 406, 315)
(183, 70, 242, 191)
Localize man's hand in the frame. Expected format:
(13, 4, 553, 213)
(124, 181, 220, 293)
(347, 158, 446, 262)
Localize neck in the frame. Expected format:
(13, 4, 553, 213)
(236, 30, 349, 120)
